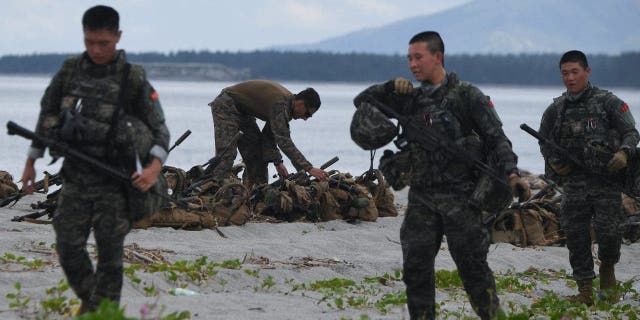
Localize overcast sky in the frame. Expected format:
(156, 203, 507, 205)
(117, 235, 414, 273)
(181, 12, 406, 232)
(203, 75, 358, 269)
(0, 0, 470, 56)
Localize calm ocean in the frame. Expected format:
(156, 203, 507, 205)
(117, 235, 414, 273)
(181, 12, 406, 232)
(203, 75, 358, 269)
(2, 75, 640, 182)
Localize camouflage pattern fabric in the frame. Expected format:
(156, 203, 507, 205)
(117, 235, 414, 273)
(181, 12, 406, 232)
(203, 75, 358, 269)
(0, 171, 18, 199)
(53, 179, 130, 309)
(355, 72, 516, 319)
(401, 189, 499, 320)
(209, 81, 313, 186)
(350, 102, 398, 150)
(31, 50, 170, 309)
(539, 84, 639, 281)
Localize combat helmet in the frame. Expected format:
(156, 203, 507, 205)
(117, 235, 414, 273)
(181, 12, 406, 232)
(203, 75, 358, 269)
(350, 101, 398, 150)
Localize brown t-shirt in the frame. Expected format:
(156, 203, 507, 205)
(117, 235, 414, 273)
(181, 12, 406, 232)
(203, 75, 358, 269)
(223, 80, 292, 121)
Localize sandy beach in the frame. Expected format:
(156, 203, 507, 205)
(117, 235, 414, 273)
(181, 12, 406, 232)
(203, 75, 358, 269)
(0, 190, 639, 319)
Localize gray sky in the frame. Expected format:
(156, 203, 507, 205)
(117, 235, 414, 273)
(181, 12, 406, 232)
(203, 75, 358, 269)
(0, 0, 470, 55)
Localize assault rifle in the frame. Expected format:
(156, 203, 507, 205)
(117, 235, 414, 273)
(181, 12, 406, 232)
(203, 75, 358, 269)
(0, 171, 62, 207)
(271, 156, 340, 188)
(520, 123, 640, 204)
(11, 189, 60, 222)
(483, 175, 559, 227)
(6, 121, 186, 209)
(362, 95, 509, 188)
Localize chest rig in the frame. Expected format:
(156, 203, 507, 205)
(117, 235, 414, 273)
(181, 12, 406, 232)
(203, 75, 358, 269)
(405, 76, 481, 188)
(552, 88, 617, 173)
(59, 55, 131, 159)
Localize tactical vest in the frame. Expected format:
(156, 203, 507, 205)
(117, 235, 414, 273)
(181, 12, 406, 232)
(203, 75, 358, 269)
(406, 76, 482, 189)
(58, 53, 139, 160)
(551, 87, 619, 173)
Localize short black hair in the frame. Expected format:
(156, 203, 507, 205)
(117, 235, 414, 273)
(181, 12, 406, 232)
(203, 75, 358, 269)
(82, 5, 119, 32)
(409, 31, 445, 55)
(296, 88, 321, 110)
(559, 50, 589, 69)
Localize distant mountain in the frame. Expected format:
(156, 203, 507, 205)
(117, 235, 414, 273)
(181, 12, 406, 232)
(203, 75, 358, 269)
(273, 0, 640, 55)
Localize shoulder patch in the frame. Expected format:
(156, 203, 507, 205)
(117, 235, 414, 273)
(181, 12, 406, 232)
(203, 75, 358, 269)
(488, 99, 494, 108)
(621, 103, 629, 113)
(150, 90, 159, 101)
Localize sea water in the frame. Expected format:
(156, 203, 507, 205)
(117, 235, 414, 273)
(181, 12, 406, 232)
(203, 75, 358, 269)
(2, 75, 640, 183)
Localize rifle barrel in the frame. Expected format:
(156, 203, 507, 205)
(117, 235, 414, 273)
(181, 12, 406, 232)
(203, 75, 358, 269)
(168, 129, 192, 152)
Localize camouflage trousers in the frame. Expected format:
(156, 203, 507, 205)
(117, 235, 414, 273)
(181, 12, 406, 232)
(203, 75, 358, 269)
(560, 189, 625, 280)
(52, 179, 131, 310)
(210, 92, 268, 186)
(400, 187, 499, 320)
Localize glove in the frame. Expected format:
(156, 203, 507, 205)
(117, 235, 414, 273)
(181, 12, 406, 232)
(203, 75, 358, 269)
(607, 150, 628, 173)
(393, 77, 413, 95)
(509, 175, 531, 202)
(550, 161, 573, 176)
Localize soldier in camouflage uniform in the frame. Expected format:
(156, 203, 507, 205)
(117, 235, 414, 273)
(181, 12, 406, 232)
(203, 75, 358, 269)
(538, 50, 638, 305)
(20, 6, 170, 313)
(354, 31, 530, 320)
(209, 80, 329, 185)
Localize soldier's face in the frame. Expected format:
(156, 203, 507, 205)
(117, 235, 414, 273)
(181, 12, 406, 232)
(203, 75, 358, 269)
(292, 100, 316, 121)
(560, 62, 591, 95)
(408, 41, 442, 83)
(84, 28, 121, 65)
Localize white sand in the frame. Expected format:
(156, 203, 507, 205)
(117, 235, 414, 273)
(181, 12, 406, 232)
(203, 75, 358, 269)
(0, 191, 639, 319)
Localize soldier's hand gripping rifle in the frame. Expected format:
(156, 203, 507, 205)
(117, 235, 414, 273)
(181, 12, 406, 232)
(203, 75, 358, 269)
(6, 121, 187, 209)
(520, 123, 640, 204)
(361, 95, 509, 187)
(1, 171, 62, 207)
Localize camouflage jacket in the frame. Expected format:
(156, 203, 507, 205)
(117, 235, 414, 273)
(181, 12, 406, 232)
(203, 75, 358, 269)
(29, 50, 170, 178)
(222, 80, 312, 171)
(354, 72, 517, 190)
(539, 83, 639, 187)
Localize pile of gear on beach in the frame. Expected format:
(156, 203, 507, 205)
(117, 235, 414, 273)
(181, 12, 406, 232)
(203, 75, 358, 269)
(2, 165, 639, 246)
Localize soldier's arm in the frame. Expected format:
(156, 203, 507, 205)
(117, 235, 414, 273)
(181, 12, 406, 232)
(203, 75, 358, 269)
(538, 103, 559, 160)
(606, 95, 640, 157)
(353, 81, 406, 113)
(131, 68, 170, 164)
(269, 101, 313, 171)
(466, 86, 518, 175)
(28, 59, 74, 159)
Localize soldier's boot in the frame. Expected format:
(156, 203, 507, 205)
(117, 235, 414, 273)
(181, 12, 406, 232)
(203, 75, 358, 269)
(566, 279, 594, 306)
(598, 262, 619, 303)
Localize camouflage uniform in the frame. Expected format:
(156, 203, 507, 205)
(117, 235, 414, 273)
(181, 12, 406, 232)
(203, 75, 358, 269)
(539, 83, 638, 281)
(355, 73, 518, 320)
(28, 50, 170, 308)
(209, 80, 313, 185)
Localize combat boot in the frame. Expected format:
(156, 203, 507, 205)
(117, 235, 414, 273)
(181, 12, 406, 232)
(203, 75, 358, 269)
(599, 262, 619, 303)
(566, 279, 594, 306)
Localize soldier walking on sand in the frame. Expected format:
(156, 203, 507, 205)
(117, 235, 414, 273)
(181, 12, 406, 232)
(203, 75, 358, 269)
(352, 31, 530, 320)
(19, 5, 170, 313)
(538, 50, 639, 305)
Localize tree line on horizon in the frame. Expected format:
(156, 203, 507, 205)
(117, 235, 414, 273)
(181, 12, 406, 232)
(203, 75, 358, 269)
(0, 50, 638, 87)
